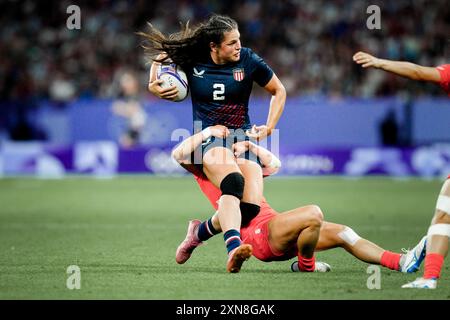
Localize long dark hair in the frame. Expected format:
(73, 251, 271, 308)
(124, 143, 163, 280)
(138, 14, 238, 69)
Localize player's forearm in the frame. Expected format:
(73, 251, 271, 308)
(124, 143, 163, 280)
(171, 133, 204, 162)
(149, 61, 160, 83)
(249, 143, 270, 166)
(266, 87, 286, 133)
(149, 53, 167, 84)
(377, 59, 438, 82)
(249, 142, 281, 169)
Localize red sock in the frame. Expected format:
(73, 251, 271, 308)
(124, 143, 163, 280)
(298, 255, 315, 272)
(380, 251, 401, 271)
(423, 253, 445, 279)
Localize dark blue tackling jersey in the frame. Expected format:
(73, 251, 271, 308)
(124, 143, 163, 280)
(185, 47, 274, 131)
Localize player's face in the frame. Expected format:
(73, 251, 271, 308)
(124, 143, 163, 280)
(215, 29, 241, 64)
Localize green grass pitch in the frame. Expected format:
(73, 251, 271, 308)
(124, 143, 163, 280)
(0, 176, 448, 299)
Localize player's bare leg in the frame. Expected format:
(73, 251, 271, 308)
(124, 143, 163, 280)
(269, 205, 323, 257)
(238, 160, 263, 205)
(268, 205, 326, 271)
(315, 221, 426, 272)
(268, 205, 425, 273)
(237, 160, 263, 225)
(203, 147, 242, 234)
(203, 147, 252, 273)
(315, 222, 384, 263)
(403, 179, 450, 289)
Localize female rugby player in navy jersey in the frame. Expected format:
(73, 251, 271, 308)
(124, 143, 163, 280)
(140, 14, 286, 272)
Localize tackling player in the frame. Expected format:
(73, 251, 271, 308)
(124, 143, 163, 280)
(172, 125, 426, 274)
(353, 51, 449, 289)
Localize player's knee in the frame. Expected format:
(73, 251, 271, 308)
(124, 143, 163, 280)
(240, 202, 260, 227)
(304, 205, 323, 229)
(307, 205, 324, 222)
(311, 216, 322, 230)
(220, 172, 245, 200)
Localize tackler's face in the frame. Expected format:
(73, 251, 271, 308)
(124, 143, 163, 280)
(214, 29, 241, 64)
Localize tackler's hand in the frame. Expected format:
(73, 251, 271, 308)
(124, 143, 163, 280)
(201, 125, 230, 141)
(209, 125, 230, 139)
(246, 124, 271, 141)
(353, 51, 382, 69)
(232, 141, 251, 158)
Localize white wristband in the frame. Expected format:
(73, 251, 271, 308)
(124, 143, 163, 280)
(201, 127, 211, 141)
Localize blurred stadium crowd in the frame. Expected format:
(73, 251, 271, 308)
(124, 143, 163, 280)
(1, 0, 449, 102)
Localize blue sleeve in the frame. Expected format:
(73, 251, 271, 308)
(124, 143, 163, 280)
(248, 49, 274, 87)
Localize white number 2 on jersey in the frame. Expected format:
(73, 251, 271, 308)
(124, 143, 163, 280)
(213, 83, 225, 101)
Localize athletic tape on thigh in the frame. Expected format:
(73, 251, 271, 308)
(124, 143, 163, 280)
(436, 195, 450, 215)
(337, 227, 361, 246)
(427, 223, 450, 238)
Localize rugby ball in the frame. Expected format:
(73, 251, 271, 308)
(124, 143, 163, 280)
(158, 64, 189, 102)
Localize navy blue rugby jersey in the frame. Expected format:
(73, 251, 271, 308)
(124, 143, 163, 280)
(185, 47, 274, 131)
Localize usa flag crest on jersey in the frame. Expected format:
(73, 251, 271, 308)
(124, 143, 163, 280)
(233, 68, 245, 81)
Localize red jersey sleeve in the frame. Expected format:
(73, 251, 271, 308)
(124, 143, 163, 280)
(436, 64, 450, 96)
